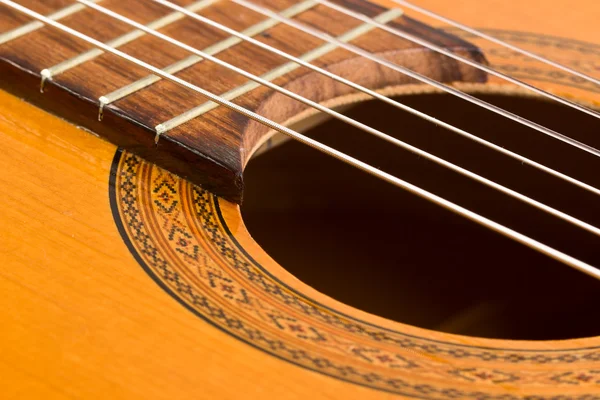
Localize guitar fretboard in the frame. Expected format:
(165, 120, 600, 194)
(0, 0, 486, 202)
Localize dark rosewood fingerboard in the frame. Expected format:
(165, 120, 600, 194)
(0, 0, 487, 202)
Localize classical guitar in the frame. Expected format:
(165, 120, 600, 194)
(1, 0, 600, 398)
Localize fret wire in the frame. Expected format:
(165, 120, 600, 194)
(143, 0, 600, 199)
(391, 0, 600, 88)
(155, 8, 403, 134)
(3, 0, 599, 280)
(228, 0, 600, 158)
(0, 0, 101, 45)
(315, 0, 600, 120)
(39, 0, 219, 93)
(74, 0, 600, 240)
(97, 0, 319, 120)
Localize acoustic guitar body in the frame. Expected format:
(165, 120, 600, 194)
(1, 0, 599, 398)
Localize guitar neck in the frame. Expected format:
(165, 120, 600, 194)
(0, 0, 487, 202)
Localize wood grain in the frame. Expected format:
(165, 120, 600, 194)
(3, 88, 600, 399)
(0, 0, 487, 202)
(1, 0, 600, 398)
(0, 88, 396, 400)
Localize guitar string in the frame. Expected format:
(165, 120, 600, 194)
(314, 0, 600, 120)
(0, 0, 101, 45)
(74, 0, 600, 240)
(79, 2, 600, 200)
(95, 0, 320, 120)
(19, 1, 600, 201)
(224, 0, 600, 158)
(391, 0, 600, 88)
(129, 0, 600, 200)
(3, 0, 600, 280)
(37, 0, 219, 93)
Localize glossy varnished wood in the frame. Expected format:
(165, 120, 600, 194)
(0, 89, 397, 400)
(0, 0, 487, 202)
(1, 0, 600, 398)
(3, 88, 600, 399)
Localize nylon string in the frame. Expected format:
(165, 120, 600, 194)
(1, 0, 600, 281)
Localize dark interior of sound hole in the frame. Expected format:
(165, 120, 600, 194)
(241, 93, 600, 340)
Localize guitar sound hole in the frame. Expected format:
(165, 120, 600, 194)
(241, 93, 600, 340)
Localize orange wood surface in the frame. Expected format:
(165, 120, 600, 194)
(1, 90, 393, 400)
(1, 0, 600, 398)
